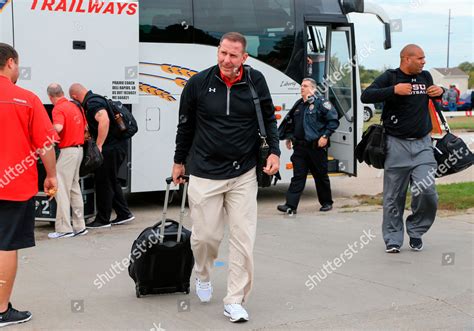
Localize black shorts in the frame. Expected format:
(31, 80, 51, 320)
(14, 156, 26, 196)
(0, 198, 35, 251)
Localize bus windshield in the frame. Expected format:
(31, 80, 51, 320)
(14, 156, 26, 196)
(140, 0, 296, 77)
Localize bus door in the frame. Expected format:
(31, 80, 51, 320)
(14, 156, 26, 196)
(305, 20, 357, 176)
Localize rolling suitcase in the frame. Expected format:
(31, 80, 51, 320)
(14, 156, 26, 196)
(128, 176, 194, 297)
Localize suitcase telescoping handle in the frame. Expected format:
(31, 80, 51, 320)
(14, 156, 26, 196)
(160, 175, 189, 244)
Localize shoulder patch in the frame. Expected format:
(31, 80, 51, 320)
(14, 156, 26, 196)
(322, 101, 332, 110)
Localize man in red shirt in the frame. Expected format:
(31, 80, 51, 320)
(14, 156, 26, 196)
(0, 43, 58, 327)
(47, 83, 87, 239)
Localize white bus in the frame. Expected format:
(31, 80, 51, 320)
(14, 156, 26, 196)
(1, 0, 392, 194)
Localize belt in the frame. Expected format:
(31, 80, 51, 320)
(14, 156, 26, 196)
(61, 144, 83, 149)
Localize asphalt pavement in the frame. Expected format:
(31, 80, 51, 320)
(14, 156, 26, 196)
(10, 170, 474, 330)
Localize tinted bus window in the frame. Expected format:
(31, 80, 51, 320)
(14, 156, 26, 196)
(193, 0, 296, 74)
(139, 0, 193, 43)
(300, 0, 342, 15)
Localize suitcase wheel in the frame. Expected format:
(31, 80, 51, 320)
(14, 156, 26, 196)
(185, 287, 190, 294)
(136, 286, 142, 298)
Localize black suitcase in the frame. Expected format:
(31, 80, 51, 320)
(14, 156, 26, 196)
(128, 176, 194, 297)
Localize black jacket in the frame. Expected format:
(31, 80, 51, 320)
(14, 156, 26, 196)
(278, 96, 339, 142)
(174, 65, 280, 180)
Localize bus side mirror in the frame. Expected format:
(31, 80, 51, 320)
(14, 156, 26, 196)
(340, 0, 364, 14)
(384, 23, 392, 50)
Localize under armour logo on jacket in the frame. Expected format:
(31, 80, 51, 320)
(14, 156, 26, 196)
(209, 88, 216, 93)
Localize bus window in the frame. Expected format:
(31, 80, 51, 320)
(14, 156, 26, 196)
(139, 0, 193, 43)
(328, 30, 352, 118)
(307, 25, 327, 86)
(193, 0, 295, 73)
(300, 0, 342, 15)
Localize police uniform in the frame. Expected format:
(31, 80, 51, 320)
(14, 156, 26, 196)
(278, 95, 339, 212)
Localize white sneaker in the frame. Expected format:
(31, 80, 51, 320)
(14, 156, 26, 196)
(48, 232, 74, 239)
(224, 304, 249, 323)
(195, 278, 212, 303)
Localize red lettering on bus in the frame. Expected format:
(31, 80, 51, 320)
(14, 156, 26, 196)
(55, 0, 67, 11)
(30, 0, 137, 15)
(117, 2, 128, 15)
(126, 2, 137, 15)
(68, 0, 76, 12)
(102, 1, 114, 14)
(88, 0, 104, 13)
(41, 0, 55, 11)
(31, 0, 39, 10)
(76, 0, 85, 13)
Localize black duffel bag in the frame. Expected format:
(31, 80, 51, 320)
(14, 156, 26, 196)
(433, 132, 473, 177)
(79, 138, 103, 176)
(355, 123, 386, 169)
(431, 100, 473, 177)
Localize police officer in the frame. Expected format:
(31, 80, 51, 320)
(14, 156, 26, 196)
(277, 78, 339, 214)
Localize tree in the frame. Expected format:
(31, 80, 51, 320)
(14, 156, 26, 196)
(359, 65, 383, 88)
(457, 62, 474, 89)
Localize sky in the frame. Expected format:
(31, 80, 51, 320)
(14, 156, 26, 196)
(349, 0, 473, 70)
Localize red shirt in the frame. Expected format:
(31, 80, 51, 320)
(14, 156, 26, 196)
(52, 97, 85, 148)
(0, 75, 59, 201)
(220, 66, 243, 87)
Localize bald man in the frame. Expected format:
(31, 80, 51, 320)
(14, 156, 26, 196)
(361, 44, 444, 253)
(47, 83, 87, 239)
(69, 84, 134, 229)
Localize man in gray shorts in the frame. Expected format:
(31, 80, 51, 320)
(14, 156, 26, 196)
(361, 44, 444, 253)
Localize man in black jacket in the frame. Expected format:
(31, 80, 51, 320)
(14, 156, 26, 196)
(69, 84, 134, 229)
(172, 32, 280, 323)
(277, 78, 339, 214)
(361, 44, 444, 253)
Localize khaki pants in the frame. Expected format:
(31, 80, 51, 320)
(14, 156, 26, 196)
(55, 147, 85, 233)
(188, 168, 258, 304)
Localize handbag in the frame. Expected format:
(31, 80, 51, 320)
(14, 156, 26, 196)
(245, 67, 275, 188)
(72, 100, 104, 176)
(431, 100, 473, 177)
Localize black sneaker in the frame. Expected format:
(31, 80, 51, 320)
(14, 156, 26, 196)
(409, 237, 423, 251)
(320, 204, 333, 212)
(277, 204, 297, 214)
(111, 214, 135, 225)
(86, 220, 111, 229)
(385, 245, 401, 253)
(0, 303, 32, 327)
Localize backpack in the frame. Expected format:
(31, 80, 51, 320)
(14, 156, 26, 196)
(104, 98, 138, 140)
(87, 95, 138, 140)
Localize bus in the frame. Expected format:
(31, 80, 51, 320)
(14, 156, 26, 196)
(1, 0, 392, 196)
(135, 0, 392, 191)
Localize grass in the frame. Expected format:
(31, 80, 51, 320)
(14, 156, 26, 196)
(443, 116, 474, 131)
(363, 113, 474, 131)
(353, 182, 474, 211)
